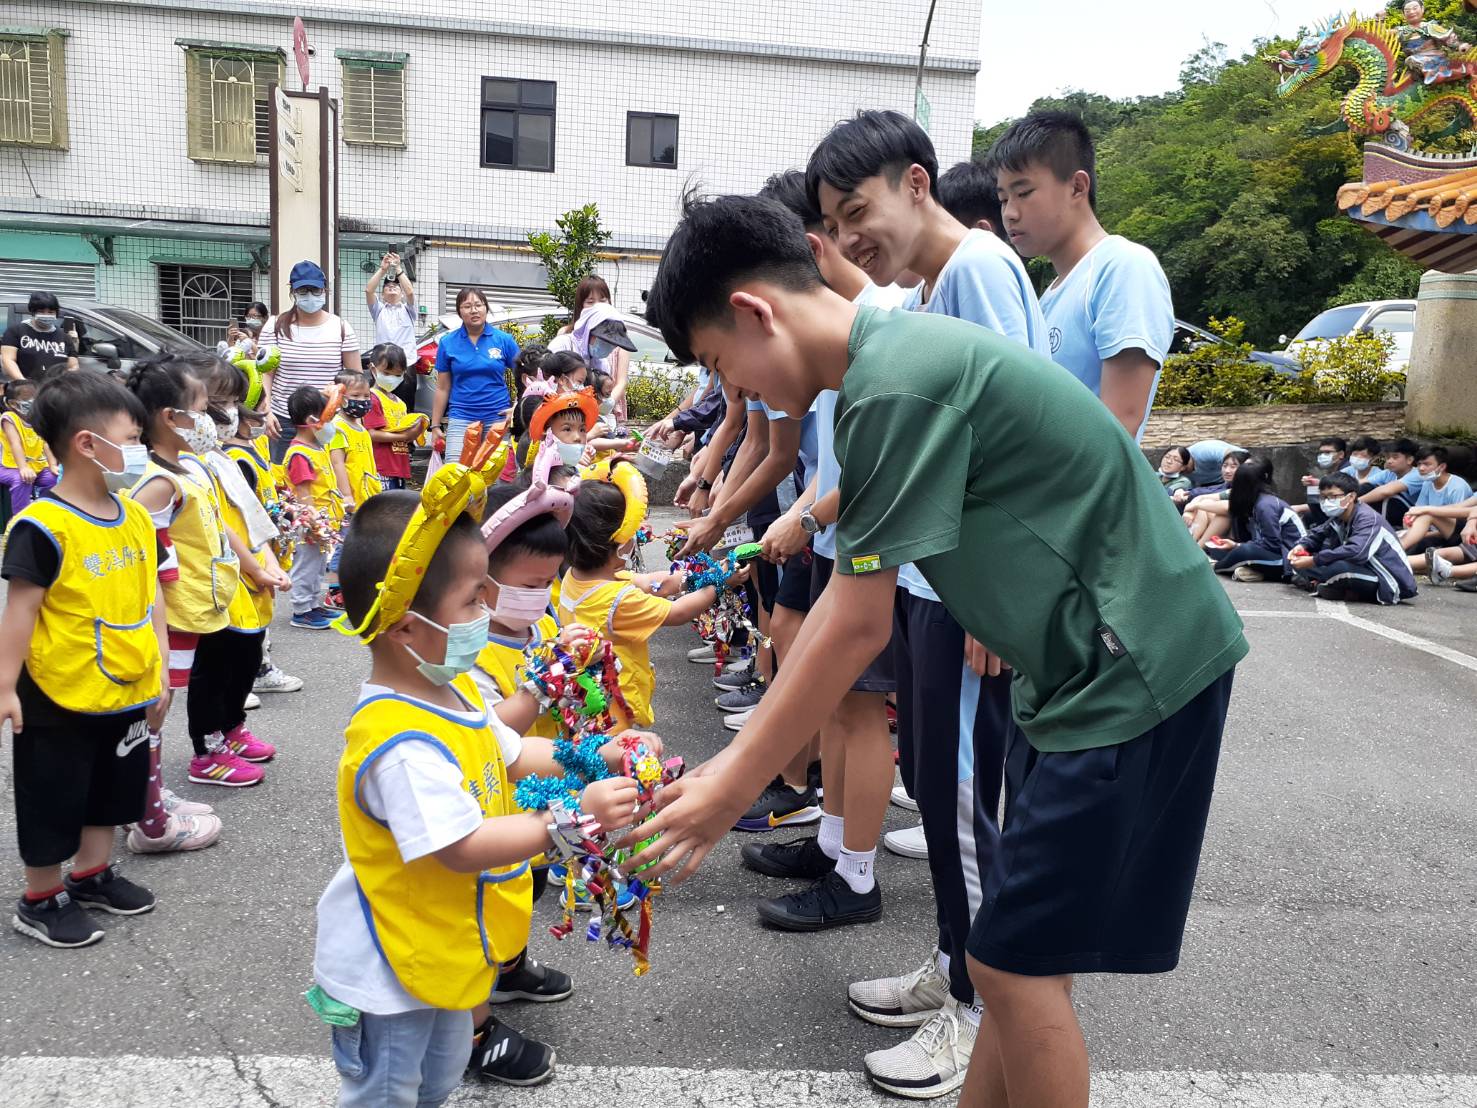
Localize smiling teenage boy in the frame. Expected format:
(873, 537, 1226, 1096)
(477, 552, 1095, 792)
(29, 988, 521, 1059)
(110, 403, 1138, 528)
(809, 109, 1050, 1096)
(634, 194, 1246, 1108)
(990, 111, 1173, 442)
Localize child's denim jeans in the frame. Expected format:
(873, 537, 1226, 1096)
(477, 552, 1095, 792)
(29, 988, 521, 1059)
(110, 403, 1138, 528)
(331, 1007, 470, 1108)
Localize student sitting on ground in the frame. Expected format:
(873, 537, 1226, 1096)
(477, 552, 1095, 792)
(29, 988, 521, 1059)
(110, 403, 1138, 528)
(1186, 438, 1245, 488)
(1178, 450, 1248, 543)
(1421, 505, 1477, 592)
(1211, 456, 1306, 582)
(1358, 437, 1426, 527)
(1288, 473, 1417, 604)
(1343, 436, 1393, 494)
(1299, 436, 1347, 524)
(1398, 446, 1474, 554)
(1157, 445, 1194, 493)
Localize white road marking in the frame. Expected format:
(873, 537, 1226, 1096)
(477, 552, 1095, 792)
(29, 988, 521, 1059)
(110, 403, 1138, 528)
(1316, 598, 1477, 672)
(1, 1057, 1474, 1107)
(1237, 609, 1325, 618)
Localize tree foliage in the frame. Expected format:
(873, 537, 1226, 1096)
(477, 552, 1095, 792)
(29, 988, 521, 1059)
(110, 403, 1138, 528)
(976, 28, 1431, 348)
(527, 203, 611, 339)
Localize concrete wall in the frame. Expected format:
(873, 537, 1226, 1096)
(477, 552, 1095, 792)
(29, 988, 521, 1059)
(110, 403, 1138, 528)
(1142, 402, 1408, 450)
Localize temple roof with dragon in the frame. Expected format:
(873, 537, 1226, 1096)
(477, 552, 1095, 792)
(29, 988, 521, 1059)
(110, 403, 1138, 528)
(1275, 3, 1477, 272)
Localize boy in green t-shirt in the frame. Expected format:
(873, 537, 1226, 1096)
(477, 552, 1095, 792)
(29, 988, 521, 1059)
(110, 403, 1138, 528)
(631, 194, 1247, 1108)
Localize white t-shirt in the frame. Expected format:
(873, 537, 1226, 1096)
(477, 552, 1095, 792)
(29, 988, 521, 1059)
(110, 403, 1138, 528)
(313, 683, 493, 1015)
(369, 298, 417, 353)
(260, 314, 359, 419)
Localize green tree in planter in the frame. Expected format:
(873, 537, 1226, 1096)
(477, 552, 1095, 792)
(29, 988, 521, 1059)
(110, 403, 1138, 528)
(528, 204, 611, 341)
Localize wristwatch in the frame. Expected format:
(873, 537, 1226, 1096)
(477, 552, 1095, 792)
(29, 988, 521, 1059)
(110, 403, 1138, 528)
(695, 477, 713, 492)
(800, 507, 821, 535)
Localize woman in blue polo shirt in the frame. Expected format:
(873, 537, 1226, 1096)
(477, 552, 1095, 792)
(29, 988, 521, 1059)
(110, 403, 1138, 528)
(430, 287, 519, 463)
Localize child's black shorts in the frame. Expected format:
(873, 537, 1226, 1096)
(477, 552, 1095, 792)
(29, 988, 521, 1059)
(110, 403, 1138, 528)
(967, 669, 1234, 977)
(13, 709, 150, 868)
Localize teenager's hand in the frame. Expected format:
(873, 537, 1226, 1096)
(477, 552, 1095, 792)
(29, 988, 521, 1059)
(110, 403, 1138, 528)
(1463, 519, 1477, 547)
(600, 730, 665, 771)
(964, 634, 1010, 678)
(580, 776, 646, 832)
(618, 765, 747, 884)
(674, 514, 724, 557)
(1301, 475, 1318, 486)
(146, 686, 171, 732)
(1403, 514, 1415, 529)
(18, 464, 35, 485)
(1289, 554, 1316, 571)
(1172, 489, 1190, 504)
(762, 512, 808, 563)
(0, 687, 22, 734)
(673, 473, 697, 508)
(688, 488, 709, 518)
(265, 411, 282, 440)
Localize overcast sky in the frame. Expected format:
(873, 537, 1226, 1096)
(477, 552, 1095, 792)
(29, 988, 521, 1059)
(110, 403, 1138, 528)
(973, 0, 1349, 123)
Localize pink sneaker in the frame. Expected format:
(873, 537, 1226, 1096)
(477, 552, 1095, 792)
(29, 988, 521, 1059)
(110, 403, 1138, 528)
(161, 787, 214, 817)
(224, 724, 276, 763)
(127, 812, 223, 853)
(188, 744, 265, 788)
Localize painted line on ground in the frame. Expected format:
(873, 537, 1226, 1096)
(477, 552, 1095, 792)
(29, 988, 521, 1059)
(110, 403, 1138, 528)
(1316, 598, 1477, 672)
(1, 1057, 1475, 1107)
(1237, 609, 1325, 618)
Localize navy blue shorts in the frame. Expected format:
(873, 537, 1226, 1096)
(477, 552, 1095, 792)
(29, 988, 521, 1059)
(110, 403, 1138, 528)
(967, 669, 1234, 977)
(774, 544, 814, 613)
(810, 554, 895, 692)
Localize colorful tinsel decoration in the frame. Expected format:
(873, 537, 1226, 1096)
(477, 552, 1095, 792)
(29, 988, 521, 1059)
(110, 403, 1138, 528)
(268, 493, 342, 557)
(658, 533, 772, 676)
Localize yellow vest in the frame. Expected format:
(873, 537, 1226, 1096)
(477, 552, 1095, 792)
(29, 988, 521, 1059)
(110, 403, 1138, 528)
(557, 573, 654, 728)
(191, 456, 270, 632)
(9, 495, 162, 714)
(474, 612, 562, 740)
(374, 386, 424, 441)
(338, 675, 532, 1009)
(0, 412, 47, 469)
(227, 442, 279, 510)
(283, 441, 342, 521)
(131, 460, 238, 634)
(330, 419, 383, 507)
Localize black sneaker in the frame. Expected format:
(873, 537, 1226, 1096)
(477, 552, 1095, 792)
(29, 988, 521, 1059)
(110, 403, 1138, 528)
(713, 664, 756, 692)
(469, 1015, 556, 1086)
(12, 891, 105, 948)
(1288, 574, 1319, 594)
(734, 777, 821, 832)
(1457, 576, 1477, 593)
(756, 870, 883, 932)
(740, 835, 833, 879)
(64, 865, 156, 916)
(715, 681, 766, 712)
(807, 759, 824, 800)
(489, 956, 573, 1004)
(1315, 583, 1349, 602)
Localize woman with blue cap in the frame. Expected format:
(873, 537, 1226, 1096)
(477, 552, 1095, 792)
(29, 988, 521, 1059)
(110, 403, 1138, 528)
(260, 261, 362, 462)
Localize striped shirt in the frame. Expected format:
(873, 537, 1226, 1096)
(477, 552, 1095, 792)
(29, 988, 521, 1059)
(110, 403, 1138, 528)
(260, 314, 359, 418)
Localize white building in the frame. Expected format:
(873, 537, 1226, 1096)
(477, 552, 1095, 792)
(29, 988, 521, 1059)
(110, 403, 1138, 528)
(0, 0, 980, 346)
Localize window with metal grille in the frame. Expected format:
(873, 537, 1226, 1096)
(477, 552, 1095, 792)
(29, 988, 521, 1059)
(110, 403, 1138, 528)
(157, 264, 255, 345)
(480, 78, 555, 172)
(339, 50, 407, 147)
(626, 112, 677, 169)
(0, 30, 68, 149)
(178, 41, 283, 165)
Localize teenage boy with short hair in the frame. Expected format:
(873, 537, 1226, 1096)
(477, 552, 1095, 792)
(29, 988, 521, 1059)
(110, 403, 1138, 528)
(1399, 446, 1474, 553)
(936, 160, 1007, 241)
(1288, 472, 1417, 604)
(810, 110, 1050, 1096)
(635, 193, 1245, 1108)
(1299, 436, 1349, 524)
(990, 111, 1174, 442)
(1360, 436, 1427, 526)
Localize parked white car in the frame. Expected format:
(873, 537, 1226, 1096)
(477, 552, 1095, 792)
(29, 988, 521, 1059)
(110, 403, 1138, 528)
(1282, 300, 1417, 373)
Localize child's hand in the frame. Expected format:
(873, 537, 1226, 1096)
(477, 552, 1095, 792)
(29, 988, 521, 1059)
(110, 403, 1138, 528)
(0, 687, 22, 734)
(580, 776, 644, 831)
(600, 730, 665, 771)
(556, 624, 597, 655)
(146, 686, 171, 731)
(723, 562, 751, 589)
(266, 566, 291, 591)
(18, 465, 35, 485)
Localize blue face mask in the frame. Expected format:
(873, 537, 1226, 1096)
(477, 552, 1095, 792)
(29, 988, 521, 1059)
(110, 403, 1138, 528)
(294, 292, 327, 313)
(405, 608, 490, 686)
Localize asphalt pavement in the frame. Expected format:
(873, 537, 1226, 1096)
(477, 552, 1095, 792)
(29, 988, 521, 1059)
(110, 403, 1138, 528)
(1, 523, 1474, 1106)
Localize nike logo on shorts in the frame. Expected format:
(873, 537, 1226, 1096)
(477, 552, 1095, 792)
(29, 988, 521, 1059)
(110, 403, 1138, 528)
(116, 720, 149, 758)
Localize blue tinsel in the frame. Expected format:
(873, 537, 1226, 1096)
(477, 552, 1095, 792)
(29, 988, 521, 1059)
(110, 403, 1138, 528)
(514, 735, 614, 815)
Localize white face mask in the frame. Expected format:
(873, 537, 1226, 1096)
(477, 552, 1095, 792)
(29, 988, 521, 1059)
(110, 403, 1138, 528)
(555, 440, 584, 466)
(375, 373, 404, 391)
(313, 422, 337, 447)
(1320, 496, 1347, 517)
(1316, 452, 1334, 467)
(598, 397, 616, 416)
(1350, 456, 1371, 471)
(92, 434, 150, 493)
(217, 408, 240, 441)
(177, 409, 218, 454)
(489, 577, 552, 629)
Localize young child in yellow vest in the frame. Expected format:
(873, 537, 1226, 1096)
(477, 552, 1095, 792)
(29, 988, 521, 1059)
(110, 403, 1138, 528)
(283, 384, 342, 630)
(311, 480, 650, 1105)
(126, 353, 269, 802)
(225, 404, 303, 696)
(325, 369, 383, 611)
(0, 377, 58, 516)
(364, 343, 426, 492)
(0, 371, 170, 947)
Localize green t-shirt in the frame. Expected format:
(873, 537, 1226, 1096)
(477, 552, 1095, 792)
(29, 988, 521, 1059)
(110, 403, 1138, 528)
(833, 307, 1247, 752)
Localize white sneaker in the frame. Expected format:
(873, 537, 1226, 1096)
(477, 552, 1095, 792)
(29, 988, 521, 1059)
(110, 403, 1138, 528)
(891, 784, 919, 811)
(161, 787, 214, 817)
(1428, 548, 1452, 585)
(687, 645, 717, 664)
(722, 707, 756, 731)
(244, 692, 261, 711)
(253, 665, 304, 693)
(849, 955, 950, 1027)
(883, 823, 928, 859)
(1231, 564, 1263, 582)
(126, 813, 223, 854)
(724, 656, 751, 673)
(864, 997, 976, 1099)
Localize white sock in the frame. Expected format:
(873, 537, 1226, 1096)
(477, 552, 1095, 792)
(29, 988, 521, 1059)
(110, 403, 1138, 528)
(935, 949, 951, 980)
(817, 812, 844, 859)
(960, 997, 983, 1028)
(835, 847, 876, 894)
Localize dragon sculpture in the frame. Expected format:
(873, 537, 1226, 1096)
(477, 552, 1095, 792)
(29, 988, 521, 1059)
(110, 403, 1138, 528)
(1273, 9, 1477, 150)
